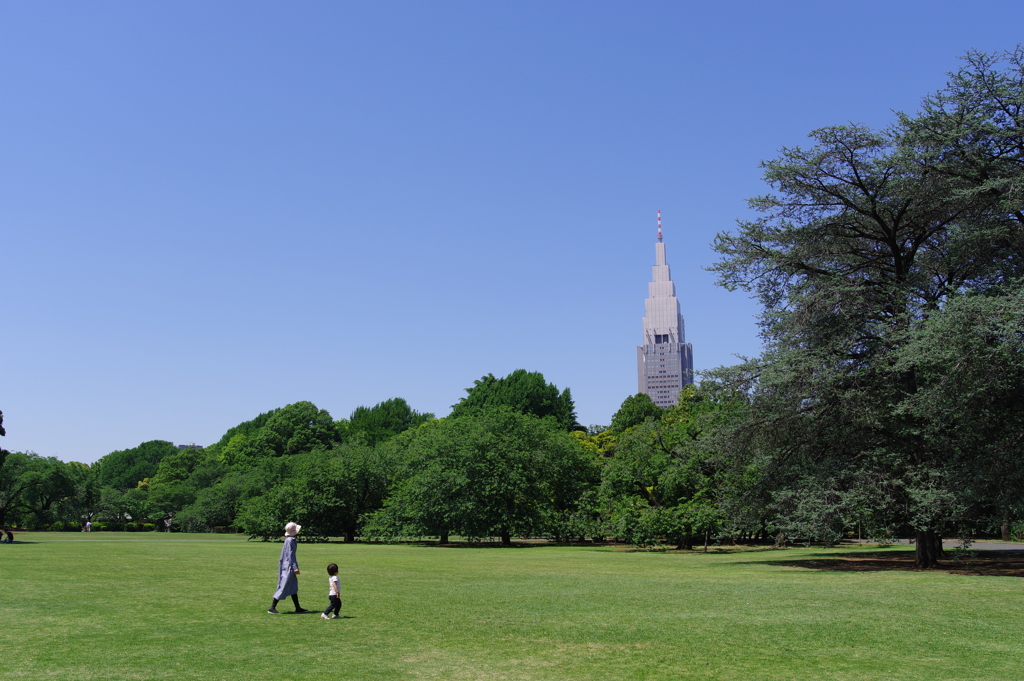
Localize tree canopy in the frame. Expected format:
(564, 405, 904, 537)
(94, 440, 178, 492)
(609, 393, 663, 434)
(217, 401, 336, 468)
(342, 397, 434, 446)
(449, 369, 579, 431)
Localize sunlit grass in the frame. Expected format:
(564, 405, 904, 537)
(2, 533, 1022, 680)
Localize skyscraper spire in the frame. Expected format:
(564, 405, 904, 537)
(657, 209, 663, 242)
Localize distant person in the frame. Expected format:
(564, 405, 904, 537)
(84, 521, 92, 533)
(4, 530, 13, 544)
(268, 522, 308, 614)
(321, 562, 341, 620)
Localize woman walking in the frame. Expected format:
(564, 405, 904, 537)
(268, 522, 309, 614)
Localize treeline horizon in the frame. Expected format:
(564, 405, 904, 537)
(4, 48, 1024, 565)
(0, 367, 749, 548)
(0, 369, 609, 544)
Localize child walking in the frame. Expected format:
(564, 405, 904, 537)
(321, 563, 341, 620)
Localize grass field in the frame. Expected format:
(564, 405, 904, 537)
(2, 533, 1023, 680)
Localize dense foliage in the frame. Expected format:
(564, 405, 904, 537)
(449, 369, 579, 431)
(363, 409, 597, 545)
(0, 372, 602, 540)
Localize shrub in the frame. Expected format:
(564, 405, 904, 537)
(45, 521, 82, 532)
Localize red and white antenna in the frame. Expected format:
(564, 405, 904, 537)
(657, 209, 663, 242)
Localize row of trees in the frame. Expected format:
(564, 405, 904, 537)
(0, 371, 603, 544)
(3, 49, 1022, 566)
(0, 368, 744, 548)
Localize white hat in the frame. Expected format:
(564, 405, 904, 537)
(284, 522, 302, 537)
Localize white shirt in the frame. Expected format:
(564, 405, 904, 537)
(328, 574, 340, 596)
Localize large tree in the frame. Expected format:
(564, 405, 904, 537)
(20, 456, 79, 529)
(68, 463, 104, 525)
(601, 386, 744, 549)
(710, 49, 1024, 567)
(0, 451, 31, 528)
(144, 446, 213, 521)
(364, 409, 594, 545)
(236, 439, 394, 542)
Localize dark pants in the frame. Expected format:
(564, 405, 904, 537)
(323, 595, 341, 617)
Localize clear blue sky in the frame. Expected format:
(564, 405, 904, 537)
(3, 2, 1022, 463)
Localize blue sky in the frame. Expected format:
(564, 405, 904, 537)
(3, 2, 1022, 463)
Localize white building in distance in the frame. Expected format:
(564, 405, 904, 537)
(637, 212, 694, 407)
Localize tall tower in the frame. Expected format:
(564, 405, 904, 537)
(637, 211, 694, 407)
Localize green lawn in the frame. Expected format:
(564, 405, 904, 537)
(2, 533, 1022, 680)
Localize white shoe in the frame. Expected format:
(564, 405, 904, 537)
(321, 613, 329, 620)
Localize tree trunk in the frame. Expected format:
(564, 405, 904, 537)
(1002, 523, 1011, 542)
(500, 530, 512, 546)
(344, 529, 356, 543)
(439, 533, 449, 544)
(914, 529, 942, 568)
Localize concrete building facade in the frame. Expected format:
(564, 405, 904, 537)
(637, 214, 694, 407)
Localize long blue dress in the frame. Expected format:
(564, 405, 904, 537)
(273, 536, 299, 599)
